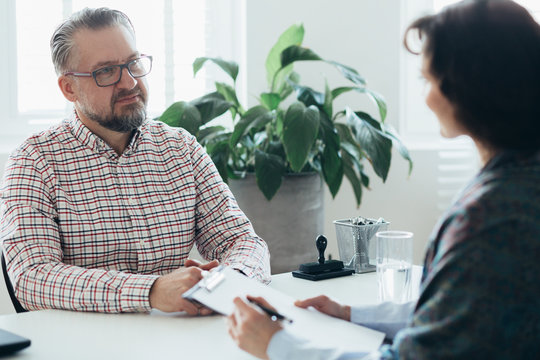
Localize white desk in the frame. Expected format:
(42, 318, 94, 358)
(0, 268, 422, 359)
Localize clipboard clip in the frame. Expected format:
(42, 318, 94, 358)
(182, 265, 228, 305)
(200, 265, 226, 292)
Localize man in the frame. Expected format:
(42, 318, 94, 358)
(0, 7, 270, 314)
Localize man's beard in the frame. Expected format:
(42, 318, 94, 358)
(79, 88, 147, 133)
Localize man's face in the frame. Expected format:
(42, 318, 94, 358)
(68, 25, 149, 133)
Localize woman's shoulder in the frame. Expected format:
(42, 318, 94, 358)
(431, 152, 539, 256)
(461, 150, 539, 211)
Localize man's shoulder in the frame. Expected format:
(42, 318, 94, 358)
(13, 120, 73, 156)
(142, 119, 195, 146)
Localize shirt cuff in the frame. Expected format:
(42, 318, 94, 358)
(350, 302, 414, 340)
(119, 274, 159, 312)
(227, 260, 271, 284)
(267, 329, 310, 359)
(267, 329, 368, 360)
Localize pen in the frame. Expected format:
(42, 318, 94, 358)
(248, 299, 293, 324)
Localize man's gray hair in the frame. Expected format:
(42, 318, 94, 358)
(50, 7, 135, 75)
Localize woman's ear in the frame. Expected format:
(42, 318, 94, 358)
(58, 75, 77, 102)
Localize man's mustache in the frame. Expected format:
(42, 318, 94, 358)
(112, 87, 145, 104)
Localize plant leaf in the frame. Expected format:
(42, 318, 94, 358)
(283, 102, 320, 172)
(215, 82, 242, 119)
(193, 57, 239, 82)
(206, 138, 231, 182)
(230, 106, 274, 147)
(319, 112, 343, 197)
(319, 112, 340, 152)
(158, 101, 201, 136)
(266, 24, 304, 90)
(321, 142, 343, 198)
(197, 125, 226, 144)
(293, 84, 324, 107)
(279, 71, 300, 100)
(346, 108, 392, 181)
(323, 79, 333, 118)
(331, 86, 362, 100)
(267, 140, 286, 158)
(327, 60, 366, 87)
(342, 151, 363, 207)
(260, 93, 282, 110)
(291, 83, 325, 107)
(255, 150, 286, 200)
(330, 86, 386, 122)
(361, 169, 370, 188)
(280, 45, 322, 68)
(383, 123, 413, 175)
(354, 111, 382, 130)
(336, 123, 358, 148)
(366, 89, 387, 122)
(189, 92, 232, 125)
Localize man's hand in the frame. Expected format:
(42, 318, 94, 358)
(149, 259, 220, 314)
(227, 296, 283, 360)
(184, 258, 219, 271)
(294, 295, 351, 321)
(149, 266, 211, 314)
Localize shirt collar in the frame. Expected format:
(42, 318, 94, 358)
(482, 149, 540, 173)
(67, 110, 146, 158)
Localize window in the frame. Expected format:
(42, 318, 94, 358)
(0, 0, 244, 148)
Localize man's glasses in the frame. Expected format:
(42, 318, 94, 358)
(64, 55, 152, 87)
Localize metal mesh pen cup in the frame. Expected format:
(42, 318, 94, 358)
(333, 219, 390, 273)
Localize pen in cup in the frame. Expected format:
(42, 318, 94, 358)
(248, 299, 293, 324)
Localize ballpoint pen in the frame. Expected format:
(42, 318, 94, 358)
(248, 299, 293, 324)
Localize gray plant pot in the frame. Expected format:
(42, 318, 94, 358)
(228, 172, 324, 274)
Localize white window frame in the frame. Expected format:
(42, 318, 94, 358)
(399, 0, 474, 152)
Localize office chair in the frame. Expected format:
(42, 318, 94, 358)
(1, 252, 27, 313)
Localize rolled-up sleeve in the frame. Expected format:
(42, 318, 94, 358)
(188, 133, 271, 283)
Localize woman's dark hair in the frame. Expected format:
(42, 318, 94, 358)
(404, 0, 540, 151)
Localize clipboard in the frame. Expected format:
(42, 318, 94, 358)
(182, 266, 385, 354)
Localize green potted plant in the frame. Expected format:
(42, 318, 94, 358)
(158, 24, 412, 273)
(158, 24, 412, 206)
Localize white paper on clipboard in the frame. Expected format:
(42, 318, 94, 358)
(182, 266, 385, 354)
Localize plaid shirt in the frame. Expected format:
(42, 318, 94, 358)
(0, 113, 271, 312)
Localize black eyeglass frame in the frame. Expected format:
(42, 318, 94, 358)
(63, 54, 153, 87)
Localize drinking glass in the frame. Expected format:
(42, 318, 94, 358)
(376, 231, 413, 303)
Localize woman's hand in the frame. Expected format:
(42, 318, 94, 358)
(227, 296, 283, 359)
(294, 295, 351, 321)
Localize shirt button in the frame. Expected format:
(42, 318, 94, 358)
(128, 197, 137, 205)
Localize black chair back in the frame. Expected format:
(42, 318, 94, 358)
(1, 252, 27, 313)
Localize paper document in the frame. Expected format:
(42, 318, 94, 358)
(183, 266, 385, 353)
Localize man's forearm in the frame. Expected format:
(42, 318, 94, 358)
(14, 262, 157, 312)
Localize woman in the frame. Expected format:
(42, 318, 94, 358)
(226, 0, 540, 359)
